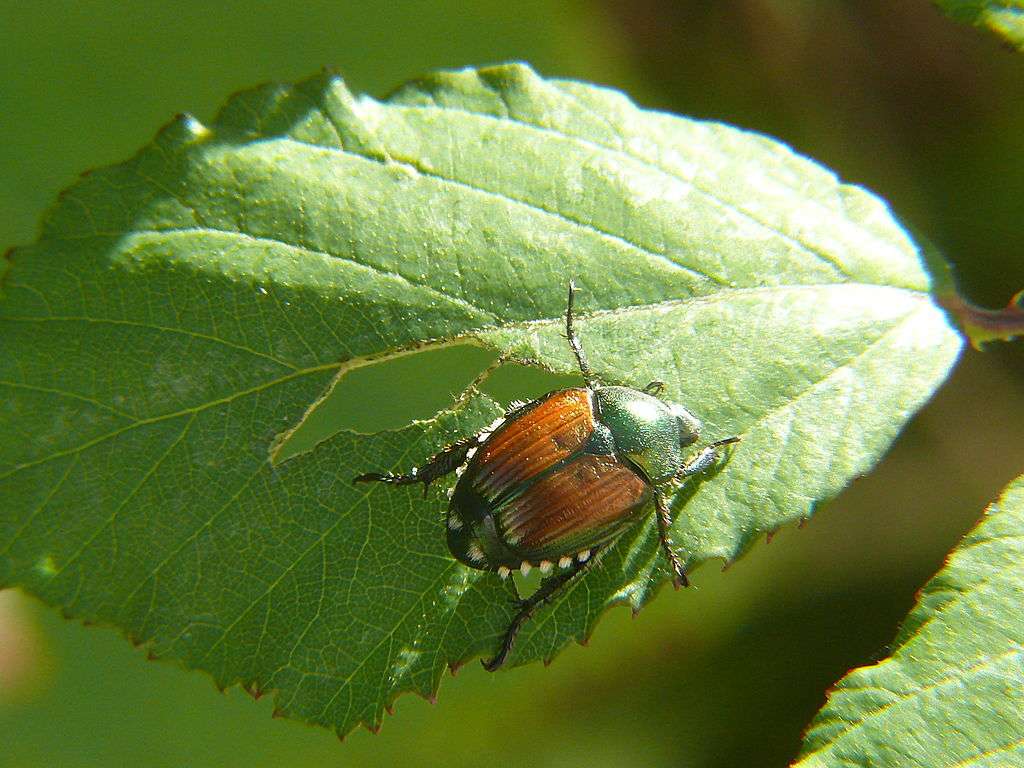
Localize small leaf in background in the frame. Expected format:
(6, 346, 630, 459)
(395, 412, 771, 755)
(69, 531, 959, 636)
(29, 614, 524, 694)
(936, 0, 1024, 51)
(0, 63, 962, 737)
(796, 473, 1024, 767)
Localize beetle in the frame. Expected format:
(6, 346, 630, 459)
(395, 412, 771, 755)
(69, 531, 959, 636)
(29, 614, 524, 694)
(354, 282, 738, 670)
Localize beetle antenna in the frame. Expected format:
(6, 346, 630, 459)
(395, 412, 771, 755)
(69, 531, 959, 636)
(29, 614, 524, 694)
(566, 281, 598, 389)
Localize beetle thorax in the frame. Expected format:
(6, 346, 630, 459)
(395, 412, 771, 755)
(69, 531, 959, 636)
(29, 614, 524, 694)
(594, 386, 697, 484)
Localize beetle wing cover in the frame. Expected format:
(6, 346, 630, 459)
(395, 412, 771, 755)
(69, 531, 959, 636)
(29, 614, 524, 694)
(499, 454, 651, 558)
(470, 388, 594, 500)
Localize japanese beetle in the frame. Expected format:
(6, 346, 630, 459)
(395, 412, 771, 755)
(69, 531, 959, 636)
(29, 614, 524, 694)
(355, 283, 738, 670)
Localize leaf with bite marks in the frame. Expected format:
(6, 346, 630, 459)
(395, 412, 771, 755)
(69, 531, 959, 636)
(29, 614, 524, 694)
(0, 63, 961, 737)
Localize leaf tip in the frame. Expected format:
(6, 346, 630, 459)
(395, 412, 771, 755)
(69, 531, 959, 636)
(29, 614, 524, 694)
(159, 112, 212, 148)
(244, 681, 263, 701)
(412, 688, 438, 706)
(475, 60, 543, 90)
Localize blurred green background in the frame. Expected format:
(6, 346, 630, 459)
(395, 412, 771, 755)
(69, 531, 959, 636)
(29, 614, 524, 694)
(2, 2, 1023, 766)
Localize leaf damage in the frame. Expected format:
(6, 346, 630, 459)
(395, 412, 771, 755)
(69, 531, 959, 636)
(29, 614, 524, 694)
(0, 63, 963, 738)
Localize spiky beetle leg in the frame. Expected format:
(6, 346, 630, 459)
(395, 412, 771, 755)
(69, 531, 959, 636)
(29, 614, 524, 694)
(654, 490, 689, 589)
(481, 548, 602, 672)
(353, 434, 479, 497)
(642, 380, 665, 396)
(653, 436, 741, 587)
(679, 436, 741, 478)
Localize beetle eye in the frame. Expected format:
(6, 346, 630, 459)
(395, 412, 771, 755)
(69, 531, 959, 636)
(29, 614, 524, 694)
(668, 403, 702, 447)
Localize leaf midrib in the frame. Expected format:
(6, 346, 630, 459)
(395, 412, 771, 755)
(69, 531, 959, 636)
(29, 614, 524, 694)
(0, 362, 341, 481)
(1, 282, 932, 485)
(384, 95, 895, 284)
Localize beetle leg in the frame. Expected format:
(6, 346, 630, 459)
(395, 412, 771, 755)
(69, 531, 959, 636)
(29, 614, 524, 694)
(679, 436, 741, 478)
(481, 550, 600, 672)
(565, 280, 599, 389)
(353, 435, 478, 497)
(505, 399, 527, 414)
(654, 437, 740, 586)
(654, 491, 689, 589)
(642, 380, 665, 396)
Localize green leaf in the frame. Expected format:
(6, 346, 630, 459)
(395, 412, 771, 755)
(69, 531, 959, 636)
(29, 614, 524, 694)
(795, 474, 1024, 768)
(936, 0, 1024, 51)
(0, 63, 961, 736)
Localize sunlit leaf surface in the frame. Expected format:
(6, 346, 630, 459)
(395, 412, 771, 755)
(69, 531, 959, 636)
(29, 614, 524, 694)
(796, 474, 1024, 767)
(0, 63, 961, 736)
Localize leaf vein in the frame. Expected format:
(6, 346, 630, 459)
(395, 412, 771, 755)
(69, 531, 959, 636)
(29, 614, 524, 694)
(808, 644, 1024, 756)
(2, 313, 298, 371)
(0, 379, 138, 420)
(0, 363, 339, 481)
(947, 737, 1024, 768)
(393, 100, 863, 282)
(282, 135, 725, 288)
(0, 454, 80, 557)
(52, 413, 196, 582)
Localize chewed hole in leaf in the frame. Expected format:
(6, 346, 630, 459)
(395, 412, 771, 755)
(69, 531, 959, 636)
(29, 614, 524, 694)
(476, 359, 581, 405)
(272, 343, 493, 463)
(0, 61, 965, 739)
(271, 343, 581, 464)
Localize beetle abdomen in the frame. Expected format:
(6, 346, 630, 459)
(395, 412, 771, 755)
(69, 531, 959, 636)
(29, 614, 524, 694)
(497, 453, 651, 560)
